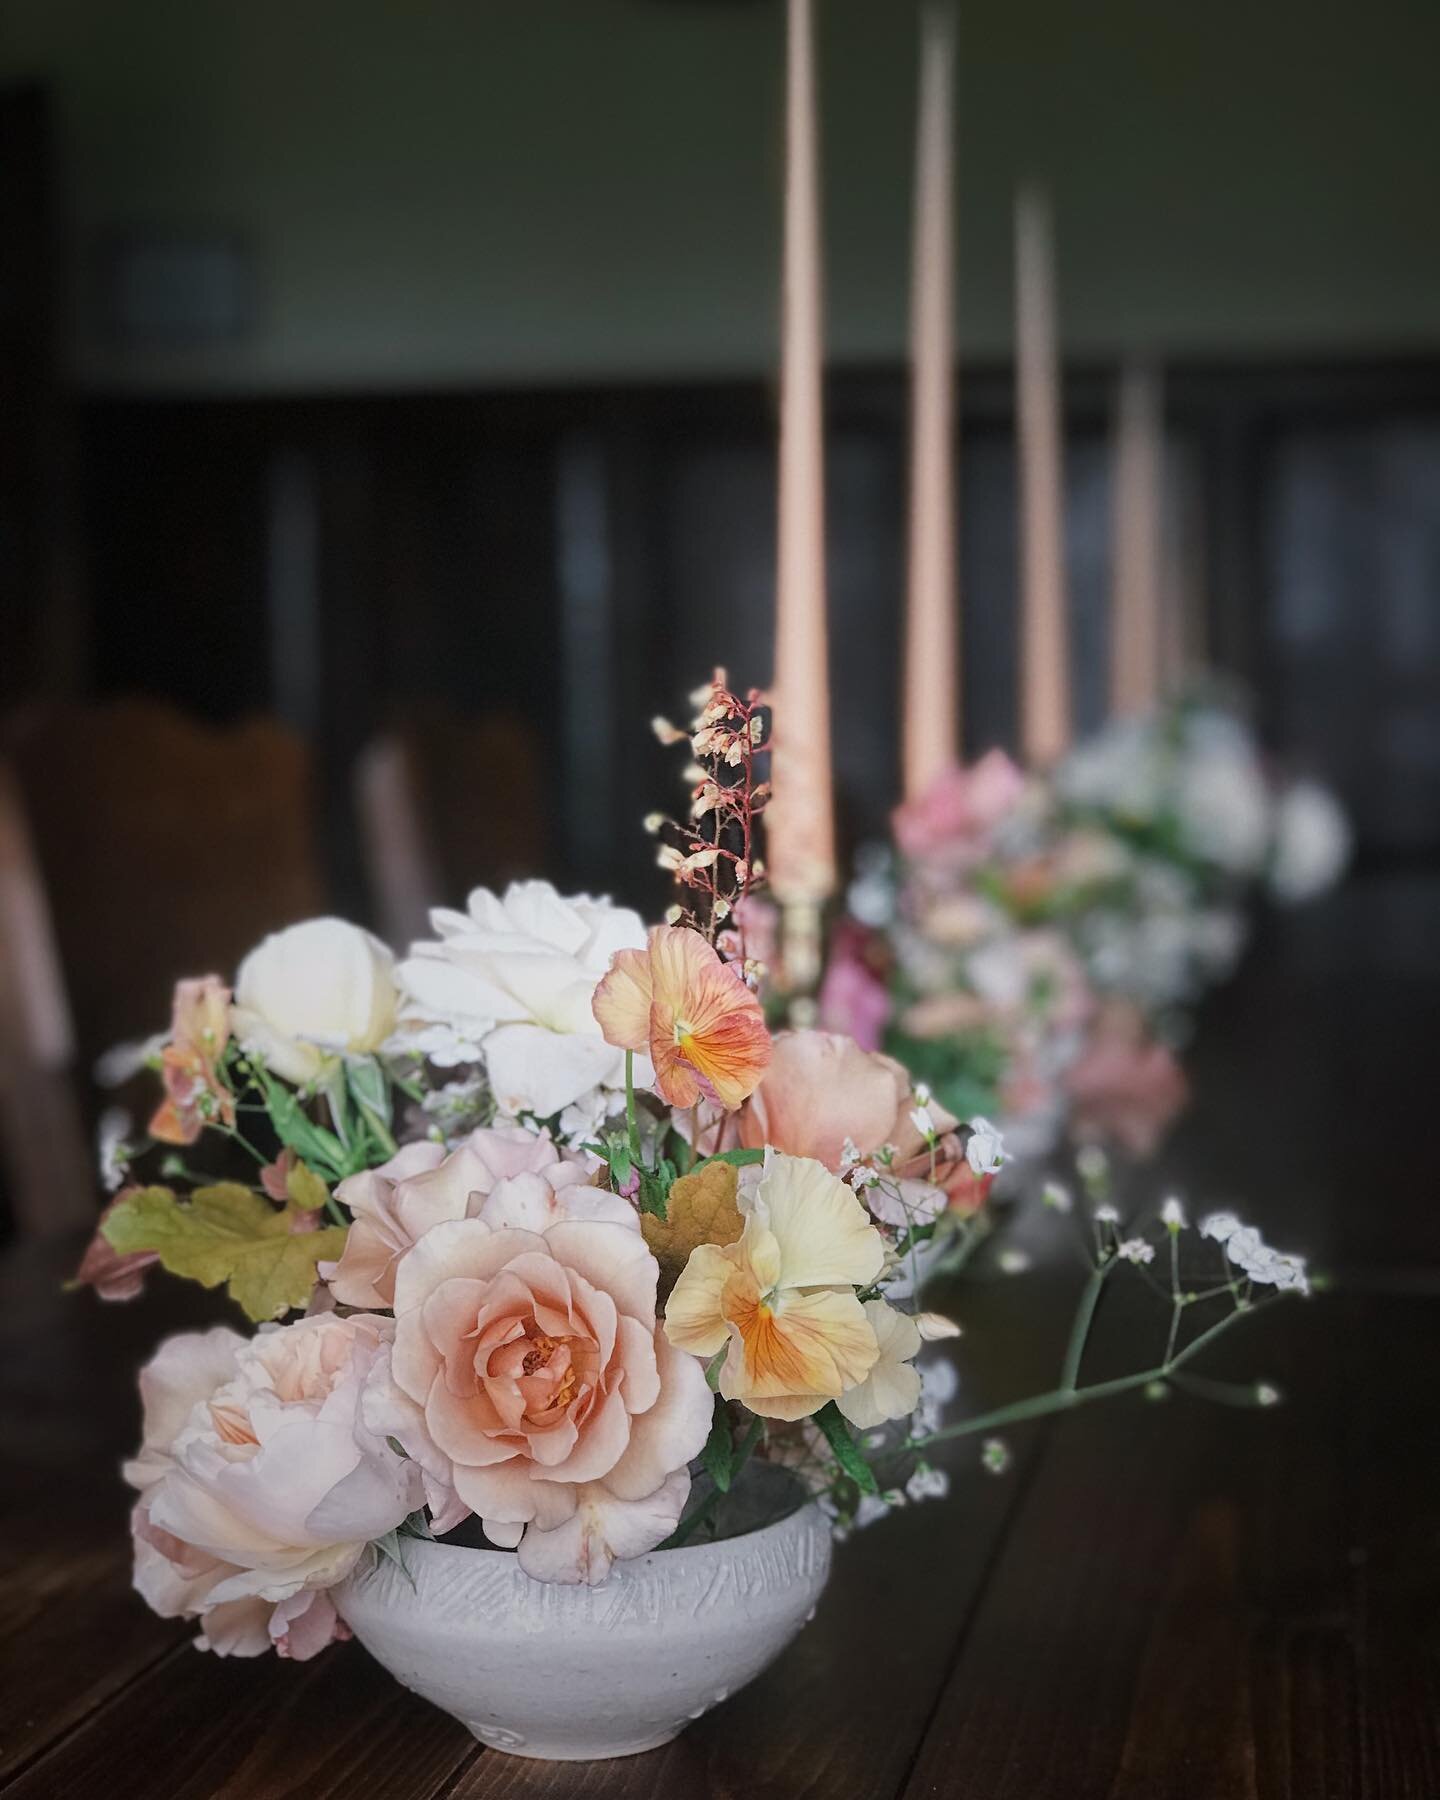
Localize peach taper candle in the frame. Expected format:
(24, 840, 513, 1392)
(1014, 181, 1071, 767)
(767, 0, 835, 995)
(901, 0, 961, 802)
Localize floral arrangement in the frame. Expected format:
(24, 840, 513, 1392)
(75, 674, 1309, 1672)
(822, 687, 1349, 1169)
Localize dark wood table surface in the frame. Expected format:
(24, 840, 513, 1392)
(3, 873, 1437, 1798)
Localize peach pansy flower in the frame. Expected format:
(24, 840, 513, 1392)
(149, 976, 235, 1145)
(592, 924, 770, 1111)
(664, 1153, 883, 1421)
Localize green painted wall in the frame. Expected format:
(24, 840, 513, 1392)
(4, 0, 1437, 390)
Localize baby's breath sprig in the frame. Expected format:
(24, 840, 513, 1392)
(649, 670, 770, 957)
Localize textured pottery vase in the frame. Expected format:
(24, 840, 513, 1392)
(336, 1465, 832, 1761)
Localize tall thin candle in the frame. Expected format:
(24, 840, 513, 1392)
(768, 0, 835, 915)
(901, 0, 960, 801)
(1109, 357, 1165, 717)
(1014, 182, 1071, 767)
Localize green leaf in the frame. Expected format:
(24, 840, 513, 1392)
(695, 1147, 766, 1170)
(284, 1159, 331, 1216)
(346, 1057, 391, 1129)
(813, 1401, 879, 1495)
(370, 1529, 416, 1591)
(637, 1157, 676, 1221)
(256, 1071, 348, 1178)
(101, 1183, 348, 1322)
(700, 1399, 737, 1492)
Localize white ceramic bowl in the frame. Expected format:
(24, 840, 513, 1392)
(336, 1470, 832, 1761)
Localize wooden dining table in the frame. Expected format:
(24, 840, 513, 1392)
(2, 874, 1436, 1798)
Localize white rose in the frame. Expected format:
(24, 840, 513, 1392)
(1269, 781, 1350, 904)
(126, 1315, 423, 1659)
(232, 917, 398, 1085)
(1175, 746, 1272, 875)
(396, 880, 651, 1122)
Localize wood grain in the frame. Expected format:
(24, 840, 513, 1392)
(0, 874, 1436, 1796)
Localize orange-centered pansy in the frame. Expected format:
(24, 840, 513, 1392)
(592, 924, 771, 1111)
(662, 1152, 885, 1420)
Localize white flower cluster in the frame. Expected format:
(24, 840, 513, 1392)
(1199, 1212, 1310, 1294)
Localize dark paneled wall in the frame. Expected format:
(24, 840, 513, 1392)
(73, 361, 1440, 913)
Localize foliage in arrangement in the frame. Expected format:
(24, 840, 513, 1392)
(75, 672, 1312, 1664)
(820, 686, 1350, 1167)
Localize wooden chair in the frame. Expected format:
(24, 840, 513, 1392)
(0, 700, 327, 1238)
(0, 759, 93, 1235)
(355, 709, 547, 949)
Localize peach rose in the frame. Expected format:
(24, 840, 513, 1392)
(735, 1030, 975, 1215)
(126, 1315, 423, 1659)
(366, 1194, 712, 1585)
(323, 1125, 621, 1309)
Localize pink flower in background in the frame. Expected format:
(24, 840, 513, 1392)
(148, 975, 234, 1145)
(891, 750, 1027, 862)
(126, 1315, 422, 1659)
(717, 894, 779, 973)
(817, 920, 891, 1051)
(323, 1125, 610, 1309)
(1065, 1007, 1190, 1157)
(365, 1196, 711, 1584)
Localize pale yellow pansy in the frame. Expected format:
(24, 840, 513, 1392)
(664, 1153, 885, 1422)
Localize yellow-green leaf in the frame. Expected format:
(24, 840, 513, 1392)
(101, 1183, 348, 1323)
(284, 1159, 331, 1216)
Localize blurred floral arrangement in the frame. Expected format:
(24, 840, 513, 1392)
(821, 688, 1350, 1173)
(73, 675, 1309, 1672)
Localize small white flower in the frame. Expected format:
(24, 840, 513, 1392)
(913, 1311, 962, 1342)
(1042, 1181, 1073, 1213)
(1161, 1196, 1187, 1231)
(1076, 1144, 1109, 1183)
(1117, 1238, 1156, 1265)
(909, 1106, 936, 1141)
(97, 1107, 133, 1191)
(920, 1357, 960, 1406)
(905, 1465, 950, 1504)
(1199, 1210, 1242, 1244)
(839, 1136, 862, 1169)
(853, 1493, 892, 1530)
(1256, 1383, 1282, 1407)
(1094, 1203, 1120, 1225)
(1200, 1211, 1309, 1295)
(998, 1248, 1031, 1275)
(913, 1082, 932, 1107)
(981, 1437, 1011, 1475)
(965, 1116, 1006, 1176)
(846, 1163, 879, 1191)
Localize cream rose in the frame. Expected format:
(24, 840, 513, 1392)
(324, 1124, 626, 1310)
(395, 881, 651, 1126)
(231, 917, 398, 1085)
(126, 1314, 422, 1659)
(365, 1194, 711, 1585)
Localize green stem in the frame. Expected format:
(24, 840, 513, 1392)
(910, 1295, 1284, 1451)
(624, 1050, 640, 1162)
(220, 1123, 270, 1166)
(1060, 1262, 1111, 1392)
(665, 1416, 763, 1549)
(361, 1106, 399, 1157)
